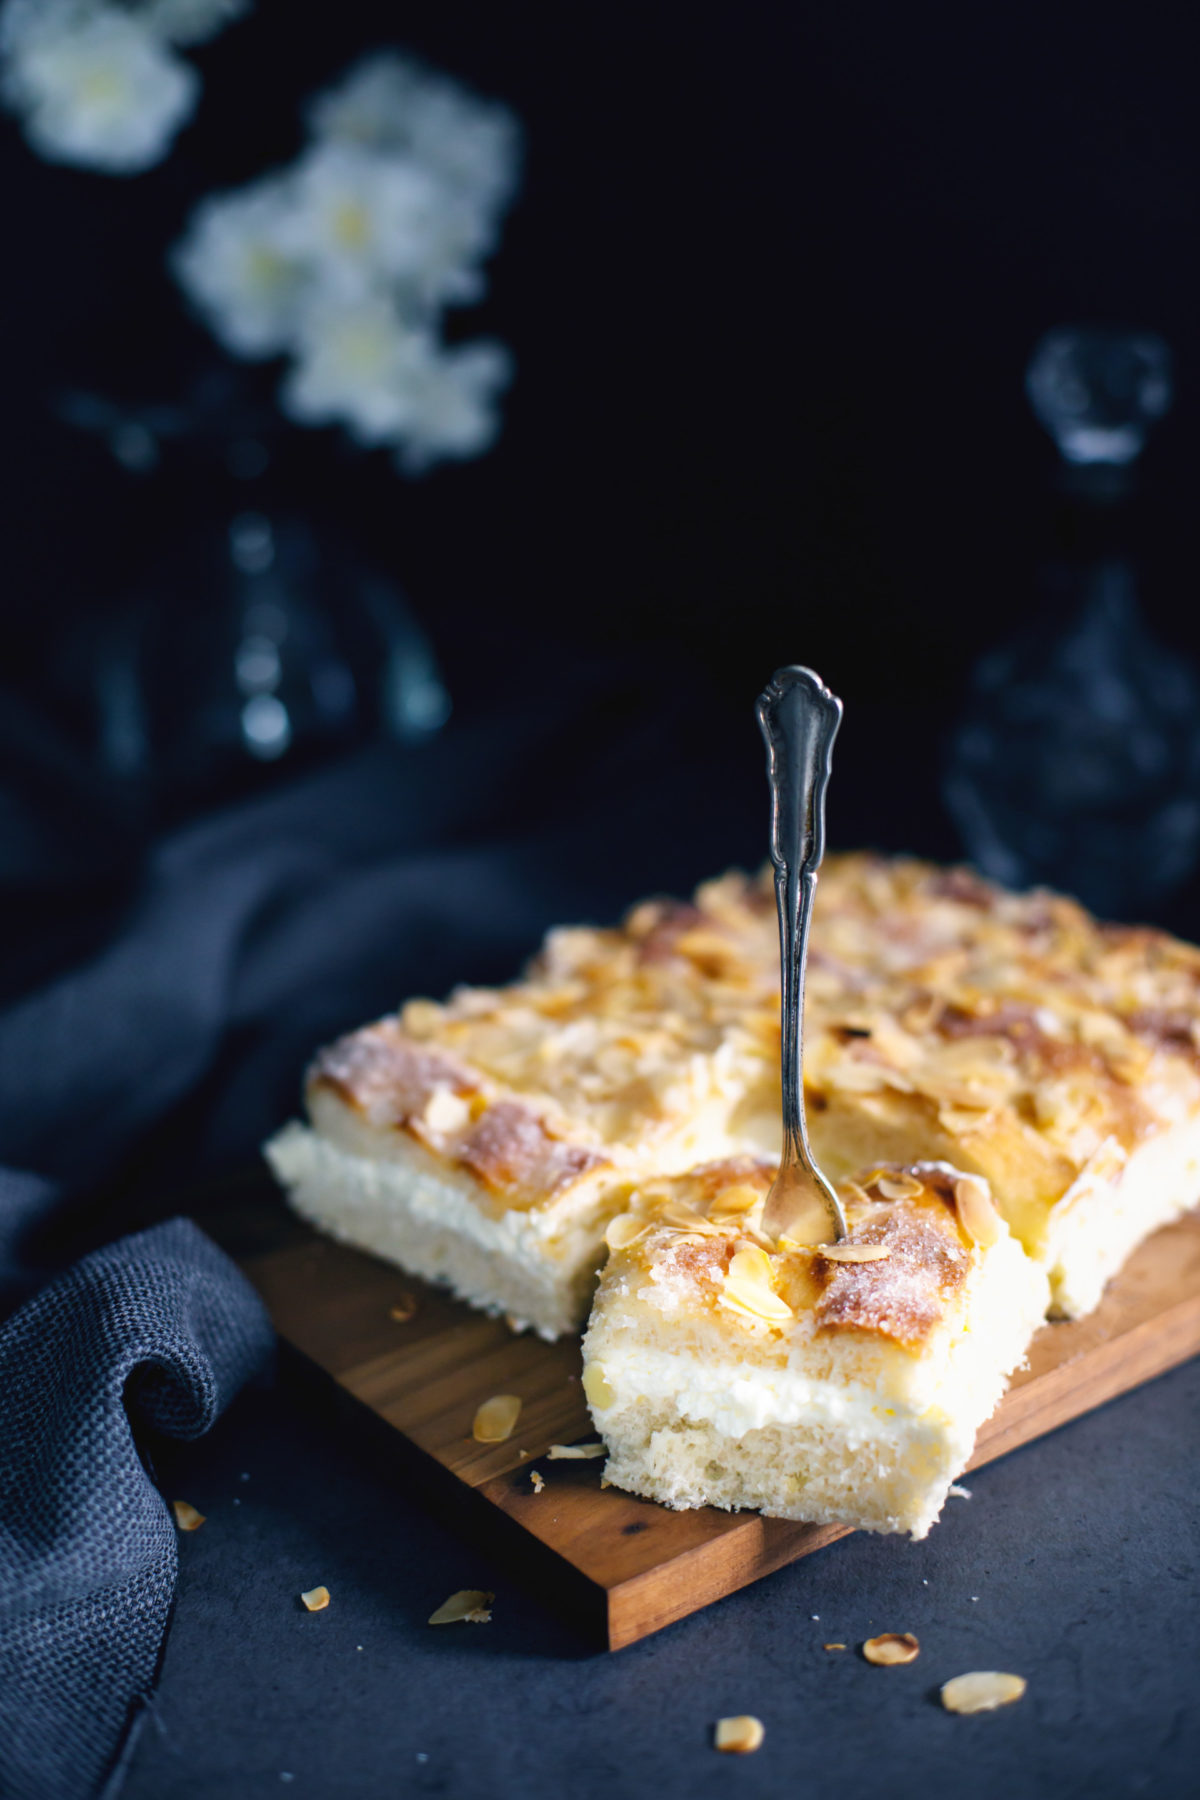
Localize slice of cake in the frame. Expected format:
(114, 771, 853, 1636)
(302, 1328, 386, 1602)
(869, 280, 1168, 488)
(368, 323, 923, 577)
(581, 1158, 1050, 1536)
(265, 881, 782, 1340)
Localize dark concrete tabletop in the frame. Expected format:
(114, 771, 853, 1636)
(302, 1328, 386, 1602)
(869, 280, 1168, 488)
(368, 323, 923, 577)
(122, 1345, 1200, 1800)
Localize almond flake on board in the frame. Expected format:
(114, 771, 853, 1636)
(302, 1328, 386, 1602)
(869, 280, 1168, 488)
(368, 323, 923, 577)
(428, 1589, 494, 1626)
(300, 1586, 331, 1612)
(546, 1442, 606, 1460)
(388, 1295, 418, 1323)
(472, 1394, 522, 1442)
(941, 1671, 1026, 1714)
(714, 1716, 764, 1754)
(171, 1500, 205, 1532)
(863, 1632, 920, 1666)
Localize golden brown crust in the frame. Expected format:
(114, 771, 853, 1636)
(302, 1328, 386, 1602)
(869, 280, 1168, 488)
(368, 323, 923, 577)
(618, 1158, 977, 1354)
(456, 1100, 605, 1198)
(310, 1021, 479, 1125)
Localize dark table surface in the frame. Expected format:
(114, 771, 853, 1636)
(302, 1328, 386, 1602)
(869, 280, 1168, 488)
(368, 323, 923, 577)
(121, 1270, 1200, 1800)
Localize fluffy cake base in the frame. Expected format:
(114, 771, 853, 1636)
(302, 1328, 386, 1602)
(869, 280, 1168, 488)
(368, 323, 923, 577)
(583, 1233, 1049, 1537)
(265, 1122, 613, 1340)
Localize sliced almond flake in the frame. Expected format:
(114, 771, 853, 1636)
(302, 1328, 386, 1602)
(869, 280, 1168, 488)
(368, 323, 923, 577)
(953, 1177, 1004, 1248)
(582, 1362, 616, 1411)
(604, 1213, 648, 1251)
(388, 1295, 418, 1323)
(713, 1716, 764, 1754)
(941, 1671, 1026, 1714)
(428, 1589, 494, 1626)
(863, 1632, 919, 1666)
(546, 1441, 606, 1460)
(823, 1643, 847, 1651)
(817, 1243, 892, 1264)
(708, 1184, 763, 1216)
(472, 1394, 522, 1443)
(300, 1586, 330, 1612)
(659, 1205, 724, 1236)
(872, 1171, 926, 1201)
(172, 1500, 205, 1532)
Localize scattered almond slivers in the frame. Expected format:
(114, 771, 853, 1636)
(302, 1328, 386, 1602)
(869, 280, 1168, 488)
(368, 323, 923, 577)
(300, 1586, 330, 1612)
(604, 1213, 647, 1251)
(720, 1246, 794, 1325)
(714, 1716, 764, 1755)
(863, 1632, 920, 1665)
(171, 1500, 205, 1532)
(472, 1394, 522, 1443)
(818, 1243, 892, 1264)
(823, 1643, 847, 1652)
(941, 1671, 1026, 1713)
(388, 1295, 418, 1323)
(546, 1441, 606, 1460)
(953, 1176, 1004, 1248)
(428, 1589, 494, 1625)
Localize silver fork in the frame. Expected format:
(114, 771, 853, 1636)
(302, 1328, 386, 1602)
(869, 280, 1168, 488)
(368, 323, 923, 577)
(756, 665, 847, 1247)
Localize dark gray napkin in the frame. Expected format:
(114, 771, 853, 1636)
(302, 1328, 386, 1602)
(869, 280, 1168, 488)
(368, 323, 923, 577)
(0, 1215, 273, 1800)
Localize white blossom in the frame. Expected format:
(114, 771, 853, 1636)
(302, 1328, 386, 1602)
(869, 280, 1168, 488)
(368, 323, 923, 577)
(280, 296, 511, 471)
(309, 51, 520, 216)
(390, 338, 513, 474)
(0, 1, 198, 174)
(173, 49, 519, 473)
(172, 174, 306, 357)
(280, 141, 492, 309)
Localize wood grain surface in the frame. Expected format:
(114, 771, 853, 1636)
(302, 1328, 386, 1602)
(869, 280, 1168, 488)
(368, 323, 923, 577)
(242, 1209, 1200, 1650)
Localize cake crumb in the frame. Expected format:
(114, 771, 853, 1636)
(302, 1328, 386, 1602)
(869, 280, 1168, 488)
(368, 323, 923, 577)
(172, 1500, 205, 1532)
(300, 1586, 330, 1612)
(949, 1484, 972, 1499)
(531, 1471, 545, 1494)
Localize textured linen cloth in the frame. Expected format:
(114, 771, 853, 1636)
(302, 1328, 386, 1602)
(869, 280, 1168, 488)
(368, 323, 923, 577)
(0, 1215, 273, 1800)
(0, 664, 754, 1800)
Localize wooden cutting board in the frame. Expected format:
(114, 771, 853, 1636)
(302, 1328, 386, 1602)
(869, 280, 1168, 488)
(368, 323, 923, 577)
(242, 1209, 1200, 1650)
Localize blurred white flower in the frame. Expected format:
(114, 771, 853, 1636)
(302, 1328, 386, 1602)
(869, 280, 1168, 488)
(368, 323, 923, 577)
(172, 174, 306, 357)
(0, 1, 198, 173)
(390, 339, 513, 474)
(280, 295, 428, 444)
(280, 297, 511, 472)
(174, 48, 519, 473)
(281, 141, 491, 308)
(309, 51, 520, 216)
(144, 0, 250, 47)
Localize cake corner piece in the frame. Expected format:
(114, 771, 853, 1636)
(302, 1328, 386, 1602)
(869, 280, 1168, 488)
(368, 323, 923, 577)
(581, 1158, 1050, 1538)
(264, 1015, 626, 1340)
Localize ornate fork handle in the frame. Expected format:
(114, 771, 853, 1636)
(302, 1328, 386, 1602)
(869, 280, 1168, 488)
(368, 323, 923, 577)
(756, 665, 847, 1245)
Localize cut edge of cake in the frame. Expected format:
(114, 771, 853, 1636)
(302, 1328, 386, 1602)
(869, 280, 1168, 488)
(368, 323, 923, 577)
(581, 1158, 1051, 1537)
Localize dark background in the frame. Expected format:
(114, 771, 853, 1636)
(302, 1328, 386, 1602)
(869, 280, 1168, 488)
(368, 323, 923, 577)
(6, 0, 1200, 855)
